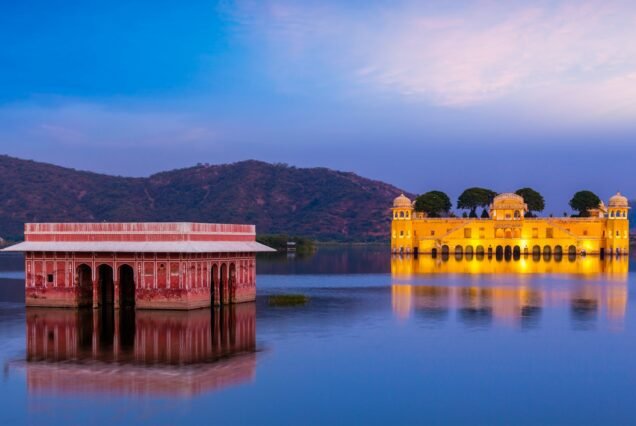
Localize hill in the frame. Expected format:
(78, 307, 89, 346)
(0, 155, 408, 242)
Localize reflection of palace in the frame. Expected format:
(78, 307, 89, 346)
(391, 255, 629, 278)
(392, 284, 627, 325)
(391, 192, 630, 256)
(24, 303, 256, 396)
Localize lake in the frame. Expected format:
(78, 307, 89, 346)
(1, 246, 635, 425)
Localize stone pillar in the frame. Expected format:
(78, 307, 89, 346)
(114, 280, 120, 310)
(92, 278, 99, 309)
(229, 270, 236, 304)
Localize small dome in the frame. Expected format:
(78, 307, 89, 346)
(608, 192, 629, 208)
(491, 193, 527, 211)
(393, 193, 412, 208)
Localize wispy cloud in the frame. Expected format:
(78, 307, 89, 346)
(227, 0, 636, 116)
(0, 102, 221, 148)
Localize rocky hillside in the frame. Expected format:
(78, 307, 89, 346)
(0, 155, 408, 242)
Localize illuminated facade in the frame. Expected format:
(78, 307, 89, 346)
(391, 192, 630, 256)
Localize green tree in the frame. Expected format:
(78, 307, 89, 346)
(457, 187, 497, 217)
(414, 191, 452, 217)
(569, 190, 601, 217)
(515, 187, 545, 217)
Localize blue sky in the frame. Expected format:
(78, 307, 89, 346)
(1, 0, 635, 213)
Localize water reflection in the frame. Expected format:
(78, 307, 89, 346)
(23, 304, 256, 396)
(392, 284, 627, 328)
(392, 254, 629, 279)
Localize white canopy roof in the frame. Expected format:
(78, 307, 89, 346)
(2, 241, 275, 253)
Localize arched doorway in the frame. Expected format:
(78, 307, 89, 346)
(532, 245, 541, 256)
(495, 246, 504, 258)
(568, 245, 577, 256)
(211, 264, 219, 306)
(431, 248, 438, 258)
(441, 245, 450, 255)
(220, 263, 228, 305)
(77, 264, 93, 307)
(554, 245, 563, 256)
(98, 264, 114, 307)
(455, 245, 463, 255)
(543, 245, 552, 261)
(118, 264, 135, 308)
(513, 246, 521, 258)
(504, 245, 512, 257)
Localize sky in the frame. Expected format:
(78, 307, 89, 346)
(1, 0, 636, 213)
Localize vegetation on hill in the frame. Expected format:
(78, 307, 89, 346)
(0, 155, 408, 242)
(256, 235, 316, 254)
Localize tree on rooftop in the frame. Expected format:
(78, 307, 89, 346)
(457, 187, 497, 217)
(569, 190, 601, 217)
(515, 187, 545, 217)
(414, 191, 452, 217)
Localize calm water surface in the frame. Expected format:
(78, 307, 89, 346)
(1, 247, 635, 425)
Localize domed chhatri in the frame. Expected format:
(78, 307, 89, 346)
(609, 192, 630, 208)
(490, 193, 528, 219)
(492, 192, 524, 206)
(393, 193, 412, 208)
(391, 192, 630, 257)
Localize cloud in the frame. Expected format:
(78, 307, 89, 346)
(226, 0, 636, 117)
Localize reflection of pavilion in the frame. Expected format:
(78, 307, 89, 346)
(392, 284, 627, 326)
(23, 303, 256, 397)
(391, 255, 629, 279)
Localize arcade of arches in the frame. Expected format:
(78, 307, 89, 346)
(24, 252, 256, 310)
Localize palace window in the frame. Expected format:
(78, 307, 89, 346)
(47, 274, 53, 283)
(546, 228, 554, 238)
(532, 228, 538, 238)
(400, 212, 404, 218)
(400, 230, 404, 237)
(464, 228, 472, 238)
(583, 229, 588, 236)
(479, 228, 485, 238)
(430, 230, 435, 236)
(616, 231, 620, 238)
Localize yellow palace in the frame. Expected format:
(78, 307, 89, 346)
(391, 192, 630, 257)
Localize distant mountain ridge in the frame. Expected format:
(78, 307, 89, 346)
(0, 155, 409, 242)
